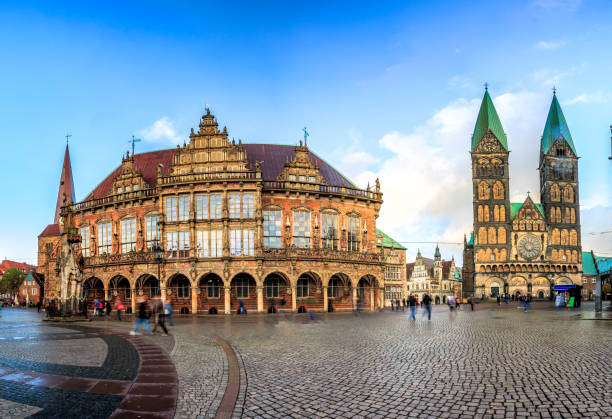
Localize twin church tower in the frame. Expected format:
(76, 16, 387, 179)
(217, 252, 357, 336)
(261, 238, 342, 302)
(464, 89, 582, 298)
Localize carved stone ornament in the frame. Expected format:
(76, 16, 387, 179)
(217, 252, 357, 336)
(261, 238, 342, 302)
(166, 289, 172, 296)
(518, 234, 542, 260)
(138, 289, 144, 296)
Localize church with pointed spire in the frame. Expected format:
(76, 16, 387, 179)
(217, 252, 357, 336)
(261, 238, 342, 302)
(463, 89, 582, 299)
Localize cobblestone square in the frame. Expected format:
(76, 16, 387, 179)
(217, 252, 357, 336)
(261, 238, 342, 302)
(0, 303, 610, 418)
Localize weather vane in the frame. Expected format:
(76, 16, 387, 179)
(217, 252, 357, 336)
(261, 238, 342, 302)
(302, 126, 309, 146)
(484, 82, 488, 91)
(65, 134, 72, 145)
(553, 86, 557, 95)
(129, 135, 142, 156)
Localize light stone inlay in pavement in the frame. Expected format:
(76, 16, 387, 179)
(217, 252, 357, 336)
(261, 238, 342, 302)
(0, 337, 108, 367)
(0, 397, 43, 418)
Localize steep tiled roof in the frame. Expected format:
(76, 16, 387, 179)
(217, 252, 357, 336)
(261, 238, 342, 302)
(84, 144, 355, 201)
(510, 201, 545, 220)
(39, 224, 61, 237)
(406, 262, 415, 277)
(0, 260, 36, 275)
(86, 149, 175, 200)
(375, 229, 407, 250)
(541, 94, 576, 156)
(442, 261, 452, 278)
(472, 89, 508, 151)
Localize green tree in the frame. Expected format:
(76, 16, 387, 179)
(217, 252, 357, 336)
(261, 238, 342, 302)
(0, 267, 25, 294)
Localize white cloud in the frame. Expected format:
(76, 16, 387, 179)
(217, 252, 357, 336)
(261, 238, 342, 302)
(139, 117, 184, 145)
(535, 40, 566, 50)
(530, 64, 586, 88)
(563, 91, 611, 105)
(346, 91, 568, 262)
(581, 206, 612, 255)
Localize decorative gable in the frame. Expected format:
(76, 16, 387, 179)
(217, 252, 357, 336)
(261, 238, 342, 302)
(512, 197, 546, 232)
(474, 130, 506, 154)
(111, 152, 147, 195)
(276, 142, 326, 189)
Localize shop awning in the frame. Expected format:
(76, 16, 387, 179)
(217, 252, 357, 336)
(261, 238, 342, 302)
(553, 285, 577, 292)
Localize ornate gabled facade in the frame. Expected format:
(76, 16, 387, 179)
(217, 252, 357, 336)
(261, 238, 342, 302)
(38, 109, 390, 315)
(375, 229, 407, 306)
(464, 90, 582, 299)
(406, 246, 459, 304)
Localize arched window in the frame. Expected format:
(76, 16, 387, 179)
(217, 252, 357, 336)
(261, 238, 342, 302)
(499, 248, 507, 260)
(565, 208, 571, 223)
(550, 207, 555, 223)
(477, 249, 486, 262)
(500, 205, 506, 221)
(570, 208, 576, 223)
(550, 184, 560, 202)
(265, 277, 280, 298)
(561, 229, 569, 245)
(552, 229, 560, 245)
(477, 205, 483, 222)
(569, 229, 577, 246)
(497, 227, 506, 244)
(175, 276, 190, 298)
(571, 250, 578, 263)
(478, 227, 487, 244)
(563, 185, 574, 203)
(493, 181, 504, 199)
(556, 207, 562, 223)
(297, 277, 310, 297)
(488, 227, 497, 244)
(484, 248, 492, 261)
(478, 182, 490, 200)
(484, 205, 490, 222)
(551, 249, 558, 261)
(493, 206, 500, 222)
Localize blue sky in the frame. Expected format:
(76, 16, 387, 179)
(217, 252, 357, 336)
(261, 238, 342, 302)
(1, 0, 611, 264)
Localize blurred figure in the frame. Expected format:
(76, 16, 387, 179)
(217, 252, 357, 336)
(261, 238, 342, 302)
(164, 299, 174, 326)
(408, 293, 417, 320)
(131, 296, 150, 335)
(422, 293, 432, 320)
(115, 298, 124, 321)
(152, 297, 168, 336)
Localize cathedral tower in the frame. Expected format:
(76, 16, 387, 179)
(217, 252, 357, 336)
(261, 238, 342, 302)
(471, 89, 511, 265)
(54, 144, 76, 224)
(539, 93, 581, 265)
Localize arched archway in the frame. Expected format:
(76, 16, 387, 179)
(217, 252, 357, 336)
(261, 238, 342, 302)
(230, 273, 257, 313)
(83, 277, 104, 310)
(357, 275, 378, 310)
(435, 295, 441, 305)
(136, 274, 159, 298)
(110, 275, 132, 312)
(167, 273, 191, 313)
(263, 272, 290, 313)
(508, 276, 528, 297)
(328, 273, 352, 311)
(198, 273, 223, 314)
(295, 272, 323, 312)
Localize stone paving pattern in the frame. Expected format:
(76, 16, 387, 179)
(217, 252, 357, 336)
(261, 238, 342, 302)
(0, 337, 107, 366)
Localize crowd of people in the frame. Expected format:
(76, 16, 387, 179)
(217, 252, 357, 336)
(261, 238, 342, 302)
(389, 294, 475, 319)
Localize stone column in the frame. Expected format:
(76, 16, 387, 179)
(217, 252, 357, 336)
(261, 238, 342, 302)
(291, 286, 297, 312)
(224, 286, 231, 314)
(257, 286, 263, 313)
(352, 286, 357, 309)
(131, 288, 136, 314)
(191, 287, 198, 315)
(323, 286, 328, 312)
(370, 287, 375, 311)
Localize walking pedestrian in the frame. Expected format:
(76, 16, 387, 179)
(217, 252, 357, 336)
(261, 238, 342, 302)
(36, 301, 42, 312)
(130, 296, 150, 335)
(105, 300, 111, 320)
(468, 296, 474, 311)
(408, 294, 417, 320)
(455, 297, 460, 311)
(402, 298, 406, 312)
(151, 297, 168, 336)
(422, 293, 432, 320)
(447, 295, 454, 311)
(93, 299, 99, 317)
(395, 299, 400, 312)
(497, 295, 501, 305)
(164, 300, 174, 326)
(391, 300, 395, 311)
(115, 299, 124, 321)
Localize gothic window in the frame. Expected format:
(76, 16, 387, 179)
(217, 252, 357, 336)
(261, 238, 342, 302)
(550, 184, 560, 202)
(552, 229, 560, 245)
(165, 197, 177, 222)
(178, 231, 190, 257)
(565, 208, 571, 223)
(297, 278, 309, 297)
(563, 185, 574, 203)
(519, 221, 525, 231)
(499, 248, 507, 260)
(478, 182, 490, 200)
(484, 205, 490, 222)
(497, 227, 506, 244)
(570, 208, 576, 223)
(229, 193, 240, 218)
(550, 207, 555, 222)
(322, 213, 339, 250)
(571, 250, 578, 263)
(197, 229, 222, 257)
(293, 211, 311, 248)
(477, 205, 483, 222)
(263, 210, 282, 249)
(488, 227, 497, 244)
(80, 226, 90, 257)
(242, 193, 254, 218)
(493, 181, 504, 200)
(485, 248, 492, 261)
(556, 207, 562, 223)
(178, 196, 189, 221)
(166, 231, 178, 258)
(493, 205, 499, 222)
(477, 249, 485, 262)
(569, 230, 578, 246)
(500, 205, 506, 221)
(551, 249, 558, 261)
(478, 227, 487, 244)
(97, 222, 112, 255)
(347, 216, 360, 251)
(145, 216, 159, 251)
(561, 229, 569, 246)
(120, 219, 137, 253)
(565, 249, 571, 261)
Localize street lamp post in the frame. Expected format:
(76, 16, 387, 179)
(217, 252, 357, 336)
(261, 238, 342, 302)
(154, 244, 163, 297)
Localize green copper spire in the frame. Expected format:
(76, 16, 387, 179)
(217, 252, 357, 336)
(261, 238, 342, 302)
(541, 93, 576, 156)
(471, 89, 508, 152)
(434, 243, 441, 259)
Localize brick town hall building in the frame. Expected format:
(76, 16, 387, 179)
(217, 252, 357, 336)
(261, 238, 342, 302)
(463, 90, 583, 299)
(37, 109, 407, 314)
